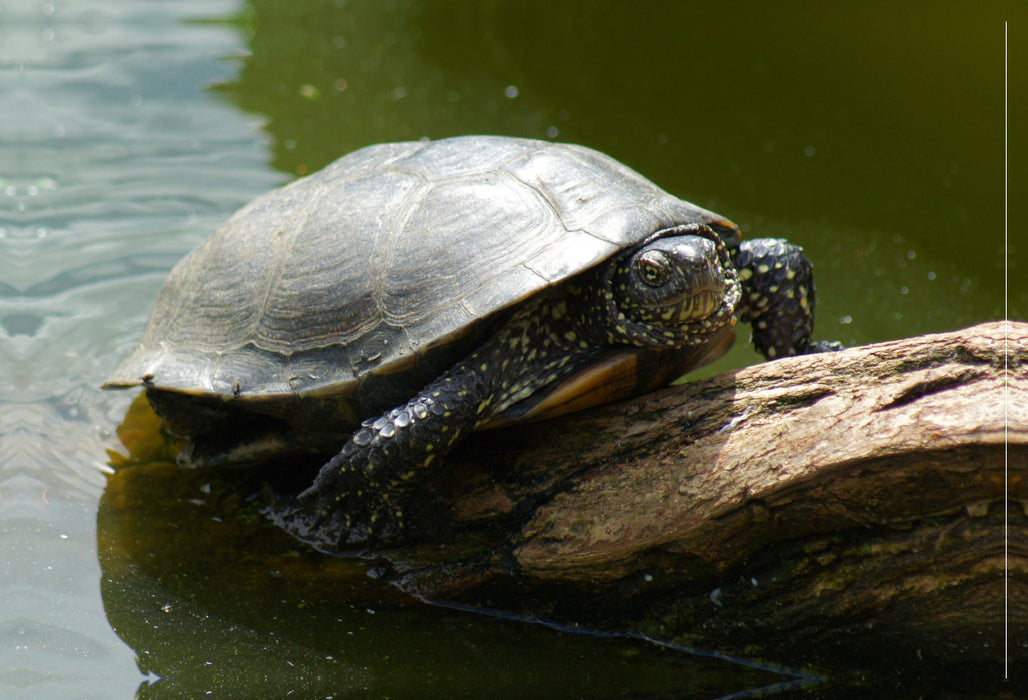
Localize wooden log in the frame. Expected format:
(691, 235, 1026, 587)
(374, 321, 1025, 678)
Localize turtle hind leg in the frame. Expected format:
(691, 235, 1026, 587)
(733, 238, 843, 359)
(294, 291, 600, 545)
(296, 360, 493, 544)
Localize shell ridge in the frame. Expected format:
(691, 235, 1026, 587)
(501, 168, 579, 234)
(376, 174, 431, 322)
(252, 182, 329, 358)
(515, 261, 555, 287)
(108, 136, 738, 409)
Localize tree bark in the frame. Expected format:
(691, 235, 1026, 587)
(377, 321, 1026, 678)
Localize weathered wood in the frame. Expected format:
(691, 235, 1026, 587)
(105, 321, 1025, 681)
(510, 321, 1020, 579)
(370, 321, 1025, 676)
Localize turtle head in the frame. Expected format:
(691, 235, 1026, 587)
(605, 223, 741, 347)
(615, 234, 725, 324)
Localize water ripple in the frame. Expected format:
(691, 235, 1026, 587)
(0, 0, 275, 692)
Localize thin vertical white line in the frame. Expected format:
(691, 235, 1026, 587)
(1003, 18, 1009, 684)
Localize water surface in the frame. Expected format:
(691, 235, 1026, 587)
(0, 0, 1021, 697)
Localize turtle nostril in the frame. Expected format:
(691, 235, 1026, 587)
(689, 242, 717, 271)
(677, 239, 716, 268)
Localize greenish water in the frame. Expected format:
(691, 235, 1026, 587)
(1, 0, 1022, 697)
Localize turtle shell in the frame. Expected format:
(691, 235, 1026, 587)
(105, 136, 737, 429)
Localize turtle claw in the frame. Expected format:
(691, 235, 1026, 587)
(262, 494, 338, 549)
(270, 491, 381, 550)
(305, 500, 332, 532)
(281, 463, 407, 549)
(803, 340, 845, 354)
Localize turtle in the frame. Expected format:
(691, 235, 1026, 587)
(104, 135, 839, 544)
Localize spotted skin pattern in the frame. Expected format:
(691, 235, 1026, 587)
(732, 238, 843, 359)
(297, 225, 836, 544)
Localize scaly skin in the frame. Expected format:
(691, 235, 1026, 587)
(298, 292, 591, 542)
(732, 238, 842, 358)
(292, 228, 841, 545)
(296, 225, 742, 544)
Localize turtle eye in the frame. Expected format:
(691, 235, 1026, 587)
(635, 250, 671, 287)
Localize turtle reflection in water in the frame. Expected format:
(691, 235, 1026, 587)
(104, 136, 840, 545)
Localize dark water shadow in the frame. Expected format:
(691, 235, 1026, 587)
(97, 396, 812, 698)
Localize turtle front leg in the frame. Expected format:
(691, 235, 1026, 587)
(733, 238, 843, 359)
(294, 361, 492, 544)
